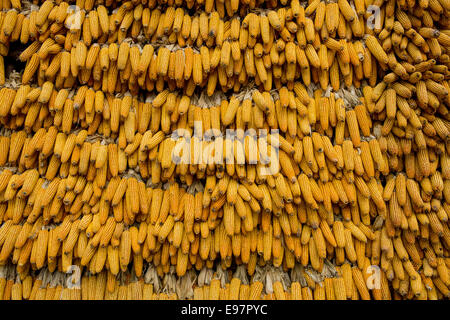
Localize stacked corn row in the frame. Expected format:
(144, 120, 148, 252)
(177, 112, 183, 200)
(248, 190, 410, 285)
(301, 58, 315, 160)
(3, 261, 449, 300)
(0, 0, 449, 300)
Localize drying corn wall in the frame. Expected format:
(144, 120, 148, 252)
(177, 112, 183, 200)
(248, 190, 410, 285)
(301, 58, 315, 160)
(0, 0, 448, 300)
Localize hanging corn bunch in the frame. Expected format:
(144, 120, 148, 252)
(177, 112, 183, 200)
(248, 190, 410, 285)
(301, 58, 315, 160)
(0, 0, 449, 301)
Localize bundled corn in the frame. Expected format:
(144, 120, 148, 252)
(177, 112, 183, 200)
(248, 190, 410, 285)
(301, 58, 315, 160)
(0, 0, 449, 301)
(18, 0, 450, 95)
